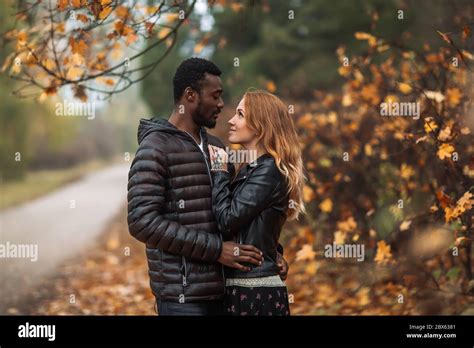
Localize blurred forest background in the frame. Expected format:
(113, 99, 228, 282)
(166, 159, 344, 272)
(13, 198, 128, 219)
(1, 0, 474, 315)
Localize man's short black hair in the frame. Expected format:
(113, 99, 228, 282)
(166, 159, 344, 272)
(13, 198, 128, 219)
(173, 57, 222, 103)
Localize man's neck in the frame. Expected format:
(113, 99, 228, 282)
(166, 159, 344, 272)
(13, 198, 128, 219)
(168, 110, 201, 143)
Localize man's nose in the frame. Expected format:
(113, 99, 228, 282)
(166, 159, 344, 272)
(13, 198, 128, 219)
(217, 98, 224, 109)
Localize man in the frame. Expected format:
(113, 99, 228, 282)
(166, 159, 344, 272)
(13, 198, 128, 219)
(127, 57, 288, 315)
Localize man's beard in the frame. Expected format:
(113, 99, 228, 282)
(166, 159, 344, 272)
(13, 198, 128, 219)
(192, 101, 217, 129)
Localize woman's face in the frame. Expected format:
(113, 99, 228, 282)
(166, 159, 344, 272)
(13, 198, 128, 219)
(228, 97, 257, 145)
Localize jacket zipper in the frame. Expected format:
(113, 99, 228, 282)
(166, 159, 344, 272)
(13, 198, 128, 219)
(181, 255, 188, 287)
(183, 130, 213, 186)
(183, 130, 226, 294)
(181, 130, 216, 291)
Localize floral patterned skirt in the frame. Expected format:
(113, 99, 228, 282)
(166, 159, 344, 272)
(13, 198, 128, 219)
(223, 285, 290, 316)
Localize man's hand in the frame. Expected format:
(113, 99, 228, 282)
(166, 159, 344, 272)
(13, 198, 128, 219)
(277, 252, 289, 281)
(218, 241, 263, 271)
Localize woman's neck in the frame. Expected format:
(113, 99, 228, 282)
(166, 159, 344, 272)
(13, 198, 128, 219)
(242, 143, 266, 160)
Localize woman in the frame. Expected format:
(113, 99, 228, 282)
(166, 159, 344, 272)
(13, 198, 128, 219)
(208, 89, 305, 316)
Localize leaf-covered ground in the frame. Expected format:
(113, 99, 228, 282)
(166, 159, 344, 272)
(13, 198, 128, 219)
(6, 206, 474, 315)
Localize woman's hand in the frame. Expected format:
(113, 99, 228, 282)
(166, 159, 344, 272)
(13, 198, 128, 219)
(208, 145, 228, 171)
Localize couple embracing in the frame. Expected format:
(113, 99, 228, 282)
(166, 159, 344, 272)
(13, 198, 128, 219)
(127, 58, 304, 316)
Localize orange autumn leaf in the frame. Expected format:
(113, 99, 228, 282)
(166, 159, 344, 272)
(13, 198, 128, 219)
(436, 190, 453, 209)
(194, 42, 205, 54)
(266, 80, 277, 93)
(58, 0, 69, 11)
(98, 5, 113, 19)
(296, 244, 316, 262)
(374, 240, 393, 265)
(437, 143, 455, 160)
(66, 66, 83, 80)
(71, 0, 83, 8)
(319, 198, 333, 213)
(70, 38, 88, 57)
(158, 28, 171, 40)
(424, 118, 438, 133)
(446, 88, 462, 107)
(360, 83, 380, 105)
(303, 185, 315, 203)
(444, 191, 474, 222)
(354, 31, 377, 47)
(115, 5, 129, 19)
(398, 82, 412, 94)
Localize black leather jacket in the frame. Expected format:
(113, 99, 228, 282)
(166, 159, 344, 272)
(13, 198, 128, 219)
(211, 154, 288, 279)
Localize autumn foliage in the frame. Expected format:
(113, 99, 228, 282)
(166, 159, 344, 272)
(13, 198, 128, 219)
(285, 19, 474, 306)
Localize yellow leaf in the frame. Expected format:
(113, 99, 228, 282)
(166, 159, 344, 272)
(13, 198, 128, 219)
(384, 94, 398, 104)
(304, 261, 319, 275)
(266, 80, 276, 93)
(398, 82, 412, 94)
(319, 198, 333, 213)
(374, 240, 393, 265)
(158, 28, 171, 40)
(42, 58, 56, 71)
(400, 164, 414, 179)
(303, 185, 315, 203)
(165, 13, 180, 22)
(446, 88, 462, 107)
(437, 126, 452, 141)
(424, 118, 438, 133)
(194, 42, 205, 54)
(461, 127, 471, 135)
(338, 66, 350, 77)
(364, 143, 373, 156)
(437, 143, 455, 160)
(342, 92, 352, 106)
(296, 244, 316, 261)
(356, 287, 371, 306)
(360, 83, 380, 105)
(337, 216, 357, 232)
(16, 31, 27, 50)
(66, 66, 83, 80)
(354, 32, 377, 47)
(126, 33, 138, 46)
(98, 6, 113, 19)
(297, 113, 314, 128)
(115, 5, 129, 19)
(399, 220, 412, 231)
(106, 235, 120, 251)
(334, 231, 345, 244)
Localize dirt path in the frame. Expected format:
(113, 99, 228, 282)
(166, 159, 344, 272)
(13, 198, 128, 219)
(0, 164, 130, 312)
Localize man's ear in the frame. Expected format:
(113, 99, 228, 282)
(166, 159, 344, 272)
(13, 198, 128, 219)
(184, 87, 198, 103)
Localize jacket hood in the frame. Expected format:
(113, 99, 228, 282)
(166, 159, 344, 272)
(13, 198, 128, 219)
(137, 117, 209, 145)
(137, 117, 181, 144)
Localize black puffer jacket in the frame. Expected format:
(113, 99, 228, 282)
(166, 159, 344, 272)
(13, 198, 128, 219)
(127, 118, 230, 302)
(211, 154, 289, 279)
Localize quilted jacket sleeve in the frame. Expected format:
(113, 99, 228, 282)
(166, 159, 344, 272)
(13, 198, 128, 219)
(127, 134, 222, 263)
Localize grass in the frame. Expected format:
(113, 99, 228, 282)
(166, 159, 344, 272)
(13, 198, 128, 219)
(0, 158, 117, 210)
